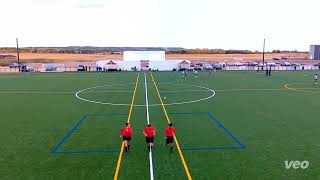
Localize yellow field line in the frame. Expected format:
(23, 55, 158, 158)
(284, 83, 320, 94)
(150, 73, 192, 180)
(293, 87, 320, 90)
(113, 73, 140, 180)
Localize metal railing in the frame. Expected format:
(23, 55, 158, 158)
(1, 65, 320, 73)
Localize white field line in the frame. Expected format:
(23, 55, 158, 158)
(144, 73, 155, 180)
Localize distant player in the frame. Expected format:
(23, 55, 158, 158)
(194, 70, 198, 79)
(143, 124, 156, 152)
(164, 123, 176, 153)
(209, 69, 213, 78)
(178, 70, 184, 82)
(120, 122, 132, 153)
(268, 68, 271, 76)
(181, 70, 185, 78)
(314, 73, 318, 85)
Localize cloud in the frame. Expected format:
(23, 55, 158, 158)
(73, 0, 106, 8)
(74, 3, 105, 8)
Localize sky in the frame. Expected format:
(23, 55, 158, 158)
(0, 0, 319, 51)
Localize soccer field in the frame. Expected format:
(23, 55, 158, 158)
(0, 71, 319, 179)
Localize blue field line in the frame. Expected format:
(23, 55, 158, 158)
(52, 149, 120, 154)
(170, 112, 245, 151)
(51, 113, 128, 155)
(51, 113, 90, 154)
(207, 112, 245, 148)
(181, 146, 244, 151)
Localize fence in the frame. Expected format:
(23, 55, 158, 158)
(1, 65, 320, 73)
(0, 67, 96, 73)
(225, 65, 320, 71)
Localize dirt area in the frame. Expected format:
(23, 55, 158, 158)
(1, 52, 317, 68)
(0, 52, 307, 61)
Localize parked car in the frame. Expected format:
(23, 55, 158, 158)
(249, 61, 258, 66)
(226, 62, 235, 66)
(281, 61, 291, 66)
(77, 65, 87, 71)
(203, 64, 213, 70)
(217, 62, 226, 67)
(194, 65, 204, 70)
(9, 63, 23, 68)
(258, 62, 266, 67)
(291, 63, 301, 67)
(21, 65, 33, 72)
(212, 64, 223, 70)
(45, 66, 57, 71)
(266, 61, 276, 66)
(234, 62, 243, 66)
(314, 63, 320, 67)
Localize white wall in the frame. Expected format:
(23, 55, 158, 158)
(149, 60, 180, 71)
(118, 61, 141, 71)
(123, 51, 165, 61)
(96, 60, 186, 71)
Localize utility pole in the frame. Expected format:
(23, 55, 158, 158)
(16, 38, 20, 72)
(262, 38, 265, 71)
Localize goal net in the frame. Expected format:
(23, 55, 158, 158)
(41, 64, 65, 72)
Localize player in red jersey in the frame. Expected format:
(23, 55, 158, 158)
(120, 122, 132, 153)
(164, 123, 176, 153)
(143, 124, 156, 152)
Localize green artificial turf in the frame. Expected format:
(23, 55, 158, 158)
(0, 70, 319, 180)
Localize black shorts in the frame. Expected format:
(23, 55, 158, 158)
(123, 136, 131, 141)
(166, 136, 174, 144)
(146, 137, 154, 143)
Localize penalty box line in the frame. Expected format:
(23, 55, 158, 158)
(50, 113, 128, 155)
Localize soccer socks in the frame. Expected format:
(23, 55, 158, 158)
(128, 144, 130, 150)
(170, 146, 173, 153)
(124, 146, 128, 153)
(147, 145, 153, 152)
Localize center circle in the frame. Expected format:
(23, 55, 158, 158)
(75, 83, 216, 106)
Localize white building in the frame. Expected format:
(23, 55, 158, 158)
(96, 51, 190, 71)
(309, 45, 320, 60)
(123, 51, 165, 61)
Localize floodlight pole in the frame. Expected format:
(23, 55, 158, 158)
(16, 38, 20, 72)
(262, 38, 265, 70)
